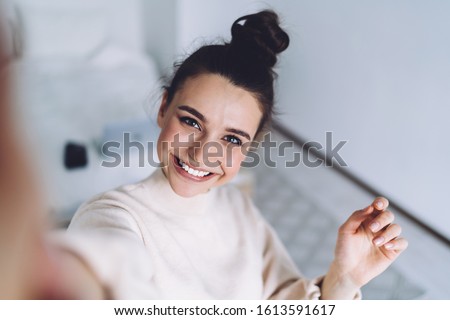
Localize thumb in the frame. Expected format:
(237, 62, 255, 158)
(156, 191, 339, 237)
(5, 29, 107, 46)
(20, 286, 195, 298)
(339, 205, 374, 234)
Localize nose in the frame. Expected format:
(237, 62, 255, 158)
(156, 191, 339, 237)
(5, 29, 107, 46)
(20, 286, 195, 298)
(187, 135, 223, 170)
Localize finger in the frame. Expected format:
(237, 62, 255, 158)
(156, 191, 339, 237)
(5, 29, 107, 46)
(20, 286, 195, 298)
(372, 197, 389, 211)
(339, 205, 374, 233)
(367, 210, 395, 233)
(383, 237, 409, 252)
(373, 223, 402, 247)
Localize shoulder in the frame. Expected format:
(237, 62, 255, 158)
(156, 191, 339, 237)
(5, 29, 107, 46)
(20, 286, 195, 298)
(77, 178, 148, 213)
(81, 167, 166, 211)
(69, 175, 153, 231)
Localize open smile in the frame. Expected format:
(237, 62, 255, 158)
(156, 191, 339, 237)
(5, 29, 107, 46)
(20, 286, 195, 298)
(172, 154, 217, 182)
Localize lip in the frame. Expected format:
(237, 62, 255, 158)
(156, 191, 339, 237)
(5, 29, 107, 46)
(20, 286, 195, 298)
(171, 154, 218, 182)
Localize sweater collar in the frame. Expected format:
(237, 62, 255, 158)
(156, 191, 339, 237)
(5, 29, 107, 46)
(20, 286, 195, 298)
(142, 168, 213, 216)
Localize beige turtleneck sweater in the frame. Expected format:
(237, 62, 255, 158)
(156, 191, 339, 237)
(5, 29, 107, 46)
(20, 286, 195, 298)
(54, 169, 327, 299)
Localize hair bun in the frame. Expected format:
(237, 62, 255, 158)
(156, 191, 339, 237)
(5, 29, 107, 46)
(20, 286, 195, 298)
(230, 10, 289, 67)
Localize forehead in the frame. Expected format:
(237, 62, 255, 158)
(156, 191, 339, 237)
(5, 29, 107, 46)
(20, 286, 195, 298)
(171, 74, 262, 136)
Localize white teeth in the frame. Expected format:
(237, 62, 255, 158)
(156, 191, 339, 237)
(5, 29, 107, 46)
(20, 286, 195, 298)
(178, 158, 210, 177)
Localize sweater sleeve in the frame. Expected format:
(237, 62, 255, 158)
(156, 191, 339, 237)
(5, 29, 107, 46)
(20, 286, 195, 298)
(49, 194, 157, 299)
(253, 205, 361, 300)
(260, 220, 324, 299)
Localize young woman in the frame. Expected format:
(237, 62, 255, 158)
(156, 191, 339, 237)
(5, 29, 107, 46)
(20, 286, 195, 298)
(0, 10, 407, 299)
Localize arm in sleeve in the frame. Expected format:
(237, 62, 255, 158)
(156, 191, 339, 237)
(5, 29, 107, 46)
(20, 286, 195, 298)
(260, 220, 324, 299)
(49, 196, 157, 299)
(254, 206, 361, 300)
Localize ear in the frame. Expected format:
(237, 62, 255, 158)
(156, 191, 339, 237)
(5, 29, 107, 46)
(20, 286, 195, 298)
(157, 90, 169, 129)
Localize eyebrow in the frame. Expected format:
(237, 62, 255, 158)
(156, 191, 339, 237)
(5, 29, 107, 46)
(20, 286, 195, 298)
(226, 128, 251, 141)
(178, 105, 205, 122)
(178, 105, 251, 140)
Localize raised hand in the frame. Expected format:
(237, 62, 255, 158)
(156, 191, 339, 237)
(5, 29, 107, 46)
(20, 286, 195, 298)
(321, 197, 408, 299)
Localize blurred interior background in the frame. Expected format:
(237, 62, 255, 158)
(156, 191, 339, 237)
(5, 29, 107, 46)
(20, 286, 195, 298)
(1, 0, 449, 299)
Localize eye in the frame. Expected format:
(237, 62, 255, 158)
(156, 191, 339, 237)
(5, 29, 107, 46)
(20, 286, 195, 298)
(224, 135, 242, 146)
(180, 116, 201, 130)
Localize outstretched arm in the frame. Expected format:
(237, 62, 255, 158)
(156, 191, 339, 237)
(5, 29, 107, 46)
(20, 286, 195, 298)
(321, 197, 408, 299)
(0, 36, 104, 300)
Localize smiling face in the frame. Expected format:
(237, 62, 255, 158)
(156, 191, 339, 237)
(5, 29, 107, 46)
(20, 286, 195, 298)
(157, 73, 262, 197)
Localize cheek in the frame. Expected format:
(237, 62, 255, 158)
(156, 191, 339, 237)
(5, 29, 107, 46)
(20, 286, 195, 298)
(160, 118, 197, 145)
(157, 119, 180, 161)
(157, 118, 196, 163)
(222, 146, 247, 176)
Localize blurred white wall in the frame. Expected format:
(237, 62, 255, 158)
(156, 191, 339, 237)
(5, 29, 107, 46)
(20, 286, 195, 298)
(153, 0, 450, 238)
(11, 0, 145, 61)
(269, 0, 450, 238)
(175, 0, 261, 53)
(141, 0, 262, 72)
(142, 0, 177, 74)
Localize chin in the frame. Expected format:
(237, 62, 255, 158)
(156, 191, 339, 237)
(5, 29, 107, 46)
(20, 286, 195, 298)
(163, 165, 213, 198)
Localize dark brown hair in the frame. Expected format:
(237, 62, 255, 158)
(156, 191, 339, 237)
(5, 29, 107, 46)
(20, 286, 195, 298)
(164, 10, 289, 137)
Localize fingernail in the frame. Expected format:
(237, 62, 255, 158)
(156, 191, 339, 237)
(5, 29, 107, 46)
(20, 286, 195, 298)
(374, 236, 384, 246)
(369, 222, 380, 232)
(376, 201, 384, 209)
(384, 243, 394, 249)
